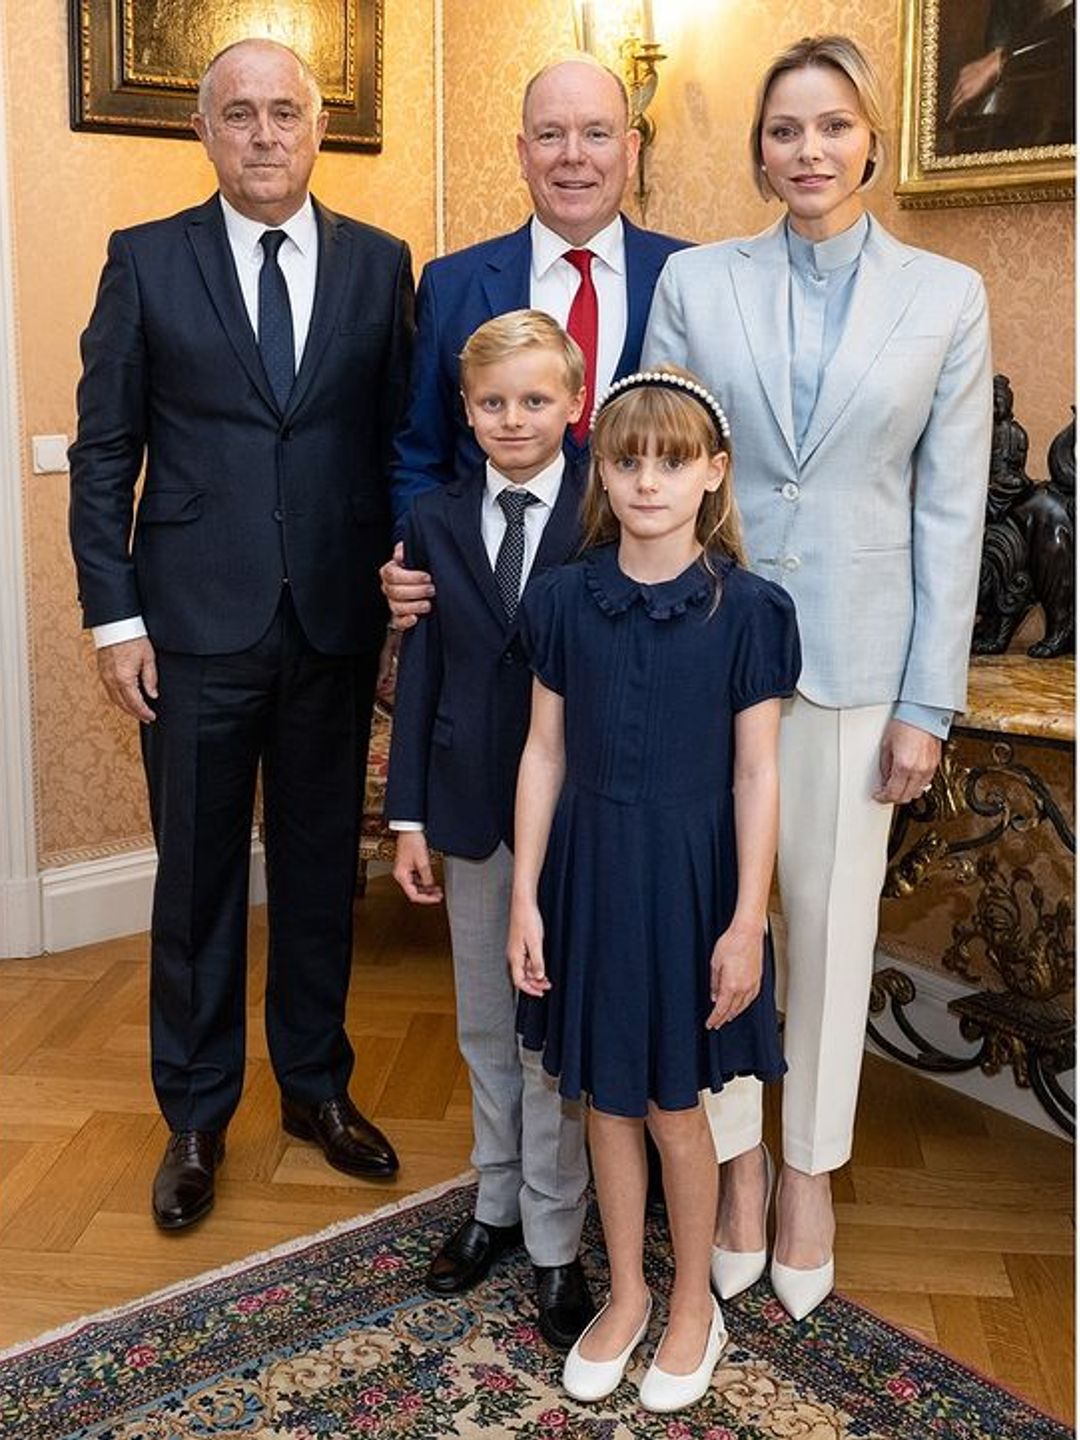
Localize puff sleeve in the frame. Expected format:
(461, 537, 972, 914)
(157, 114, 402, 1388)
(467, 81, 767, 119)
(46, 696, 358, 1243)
(518, 566, 569, 696)
(729, 580, 802, 713)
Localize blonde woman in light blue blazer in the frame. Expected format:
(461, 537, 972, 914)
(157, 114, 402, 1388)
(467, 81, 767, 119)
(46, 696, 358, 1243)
(643, 34, 991, 1320)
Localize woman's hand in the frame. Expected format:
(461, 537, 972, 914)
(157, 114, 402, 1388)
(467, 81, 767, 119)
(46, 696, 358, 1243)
(874, 719, 942, 806)
(507, 897, 550, 997)
(392, 831, 444, 904)
(707, 920, 764, 1029)
(380, 542, 435, 629)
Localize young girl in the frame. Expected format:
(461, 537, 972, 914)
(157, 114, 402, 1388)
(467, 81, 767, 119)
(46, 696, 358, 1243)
(508, 369, 800, 1414)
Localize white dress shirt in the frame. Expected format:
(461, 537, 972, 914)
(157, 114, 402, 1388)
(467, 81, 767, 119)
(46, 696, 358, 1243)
(93, 194, 319, 649)
(390, 453, 565, 831)
(529, 215, 627, 398)
(480, 453, 565, 588)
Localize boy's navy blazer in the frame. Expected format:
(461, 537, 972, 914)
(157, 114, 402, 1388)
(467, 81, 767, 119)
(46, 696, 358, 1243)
(385, 460, 587, 859)
(389, 215, 689, 525)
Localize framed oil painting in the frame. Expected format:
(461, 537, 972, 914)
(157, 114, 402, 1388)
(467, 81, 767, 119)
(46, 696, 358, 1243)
(896, 0, 1074, 207)
(69, 0, 382, 152)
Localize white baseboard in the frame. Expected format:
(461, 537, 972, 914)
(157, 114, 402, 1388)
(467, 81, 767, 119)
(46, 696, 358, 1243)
(0, 875, 43, 958)
(40, 839, 267, 954)
(869, 950, 1073, 1139)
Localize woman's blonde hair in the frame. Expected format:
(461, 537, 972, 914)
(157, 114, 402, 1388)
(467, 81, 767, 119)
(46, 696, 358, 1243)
(750, 33, 886, 200)
(582, 367, 746, 592)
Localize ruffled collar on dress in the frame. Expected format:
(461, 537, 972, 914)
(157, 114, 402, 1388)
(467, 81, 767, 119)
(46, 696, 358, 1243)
(583, 543, 728, 621)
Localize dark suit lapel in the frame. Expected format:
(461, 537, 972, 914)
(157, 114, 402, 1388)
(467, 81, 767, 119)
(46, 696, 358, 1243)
(186, 196, 278, 414)
(617, 216, 666, 378)
(447, 469, 509, 629)
(731, 220, 797, 461)
(479, 222, 532, 318)
(531, 459, 585, 576)
(286, 199, 351, 419)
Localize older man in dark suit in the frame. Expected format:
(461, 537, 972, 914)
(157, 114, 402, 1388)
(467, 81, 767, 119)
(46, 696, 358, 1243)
(69, 38, 413, 1229)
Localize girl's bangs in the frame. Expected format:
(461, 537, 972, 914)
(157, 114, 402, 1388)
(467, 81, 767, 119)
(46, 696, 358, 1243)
(593, 386, 718, 462)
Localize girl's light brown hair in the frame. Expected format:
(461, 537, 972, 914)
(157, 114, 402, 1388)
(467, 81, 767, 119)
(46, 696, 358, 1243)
(582, 366, 746, 582)
(750, 33, 886, 200)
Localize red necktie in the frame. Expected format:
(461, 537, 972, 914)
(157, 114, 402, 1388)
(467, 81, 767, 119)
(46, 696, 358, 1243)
(564, 249, 598, 445)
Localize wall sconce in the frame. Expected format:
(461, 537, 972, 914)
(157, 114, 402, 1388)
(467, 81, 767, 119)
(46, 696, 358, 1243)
(574, 2, 667, 217)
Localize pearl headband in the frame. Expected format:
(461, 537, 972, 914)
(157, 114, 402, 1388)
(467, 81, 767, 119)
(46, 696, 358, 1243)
(590, 370, 731, 441)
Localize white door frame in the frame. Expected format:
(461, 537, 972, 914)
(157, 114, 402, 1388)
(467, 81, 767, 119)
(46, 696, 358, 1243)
(0, 24, 43, 957)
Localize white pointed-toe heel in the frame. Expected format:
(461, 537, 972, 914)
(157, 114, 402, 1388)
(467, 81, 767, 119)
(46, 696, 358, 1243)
(562, 1292, 652, 1403)
(710, 1143, 775, 1300)
(769, 1255, 834, 1321)
(638, 1294, 728, 1413)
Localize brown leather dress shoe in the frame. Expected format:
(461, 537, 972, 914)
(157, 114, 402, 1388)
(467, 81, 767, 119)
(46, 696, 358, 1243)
(425, 1217, 524, 1295)
(281, 1093, 399, 1179)
(152, 1129, 224, 1230)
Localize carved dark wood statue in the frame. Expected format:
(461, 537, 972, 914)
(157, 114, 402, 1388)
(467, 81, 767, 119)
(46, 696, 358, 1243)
(972, 375, 1075, 658)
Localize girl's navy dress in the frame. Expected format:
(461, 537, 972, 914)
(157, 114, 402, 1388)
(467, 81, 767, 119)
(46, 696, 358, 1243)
(517, 543, 801, 1117)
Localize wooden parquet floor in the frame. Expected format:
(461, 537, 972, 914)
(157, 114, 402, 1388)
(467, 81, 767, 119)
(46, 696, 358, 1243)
(0, 875, 1073, 1423)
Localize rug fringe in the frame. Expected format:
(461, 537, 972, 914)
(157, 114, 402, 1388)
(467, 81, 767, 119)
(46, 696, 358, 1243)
(0, 1170, 476, 1363)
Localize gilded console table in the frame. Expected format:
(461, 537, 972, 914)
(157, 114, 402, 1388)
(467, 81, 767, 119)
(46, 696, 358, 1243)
(872, 655, 1075, 1136)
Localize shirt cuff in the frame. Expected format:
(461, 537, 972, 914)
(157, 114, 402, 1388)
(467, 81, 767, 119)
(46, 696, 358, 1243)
(388, 820, 424, 832)
(893, 701, 952, 738)
(92, 616, 148, 648)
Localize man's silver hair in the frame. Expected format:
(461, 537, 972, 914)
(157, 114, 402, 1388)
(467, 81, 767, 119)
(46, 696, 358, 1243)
(521, 54, 630, 131)
(196, 38, 322, 120)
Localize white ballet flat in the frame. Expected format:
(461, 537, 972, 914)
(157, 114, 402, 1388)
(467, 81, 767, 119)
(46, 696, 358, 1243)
(710, 1143, 775, 1299)
(638, 1295, 728, 1414)
(562, 1292, 652, 1403)
(770, 1255, 834, 1321)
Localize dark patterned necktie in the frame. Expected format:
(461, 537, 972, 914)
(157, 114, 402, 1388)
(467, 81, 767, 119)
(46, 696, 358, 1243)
(259, 229, 295, 411)
(494, 488, 540, 619)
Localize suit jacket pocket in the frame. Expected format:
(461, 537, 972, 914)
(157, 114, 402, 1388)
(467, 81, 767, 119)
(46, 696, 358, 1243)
(339, 321, 389, 337)
(432, 715, 453, 749)
(137, 490, 204, 524)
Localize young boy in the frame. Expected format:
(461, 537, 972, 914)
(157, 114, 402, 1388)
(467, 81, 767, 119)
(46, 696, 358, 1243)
(385, 311, 594, 1350)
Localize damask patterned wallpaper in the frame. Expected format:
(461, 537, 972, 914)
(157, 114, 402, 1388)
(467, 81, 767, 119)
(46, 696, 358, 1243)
(4, 0, 436, 865)
(5, 0, 1073, 870)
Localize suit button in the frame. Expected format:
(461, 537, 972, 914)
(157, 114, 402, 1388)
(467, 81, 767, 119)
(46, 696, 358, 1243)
(782, 555, 801, 572)
(781, 481, 800, 501)
(273, 508, 284, 522)
(281, 426, 293, 440)
(502, 651, 515, 665)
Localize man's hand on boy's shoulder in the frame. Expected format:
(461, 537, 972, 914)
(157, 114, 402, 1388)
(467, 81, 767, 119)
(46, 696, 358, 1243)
(381, 541, 437, 630)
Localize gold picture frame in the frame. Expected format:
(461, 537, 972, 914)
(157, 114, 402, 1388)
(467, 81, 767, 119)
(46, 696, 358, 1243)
(69, 0, 382, 152)
(896, 0, 1074, 208)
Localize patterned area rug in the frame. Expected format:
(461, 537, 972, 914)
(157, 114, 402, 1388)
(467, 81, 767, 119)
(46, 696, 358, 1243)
(0, 1176, 1069, 1440)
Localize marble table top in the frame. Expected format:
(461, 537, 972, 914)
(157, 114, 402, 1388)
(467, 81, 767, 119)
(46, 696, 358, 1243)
(961, 654, 1074, 742)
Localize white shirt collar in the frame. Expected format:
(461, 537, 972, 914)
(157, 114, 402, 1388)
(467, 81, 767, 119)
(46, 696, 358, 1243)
(219, 194, 317, 258)
(485, 451, 565, 508)
(530, 214, 625, 281)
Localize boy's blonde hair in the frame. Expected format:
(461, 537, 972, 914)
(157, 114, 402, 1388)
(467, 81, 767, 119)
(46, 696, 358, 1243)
(750, 33, 886, 200)
(459, 309, 586, 394)
(583, 365, 746, 579)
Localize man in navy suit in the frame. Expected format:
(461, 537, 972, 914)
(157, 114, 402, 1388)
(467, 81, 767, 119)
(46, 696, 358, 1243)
(69, 39, 413, 1229)
(383, 54, 689, 617)
(385, 311, 594, 1349)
